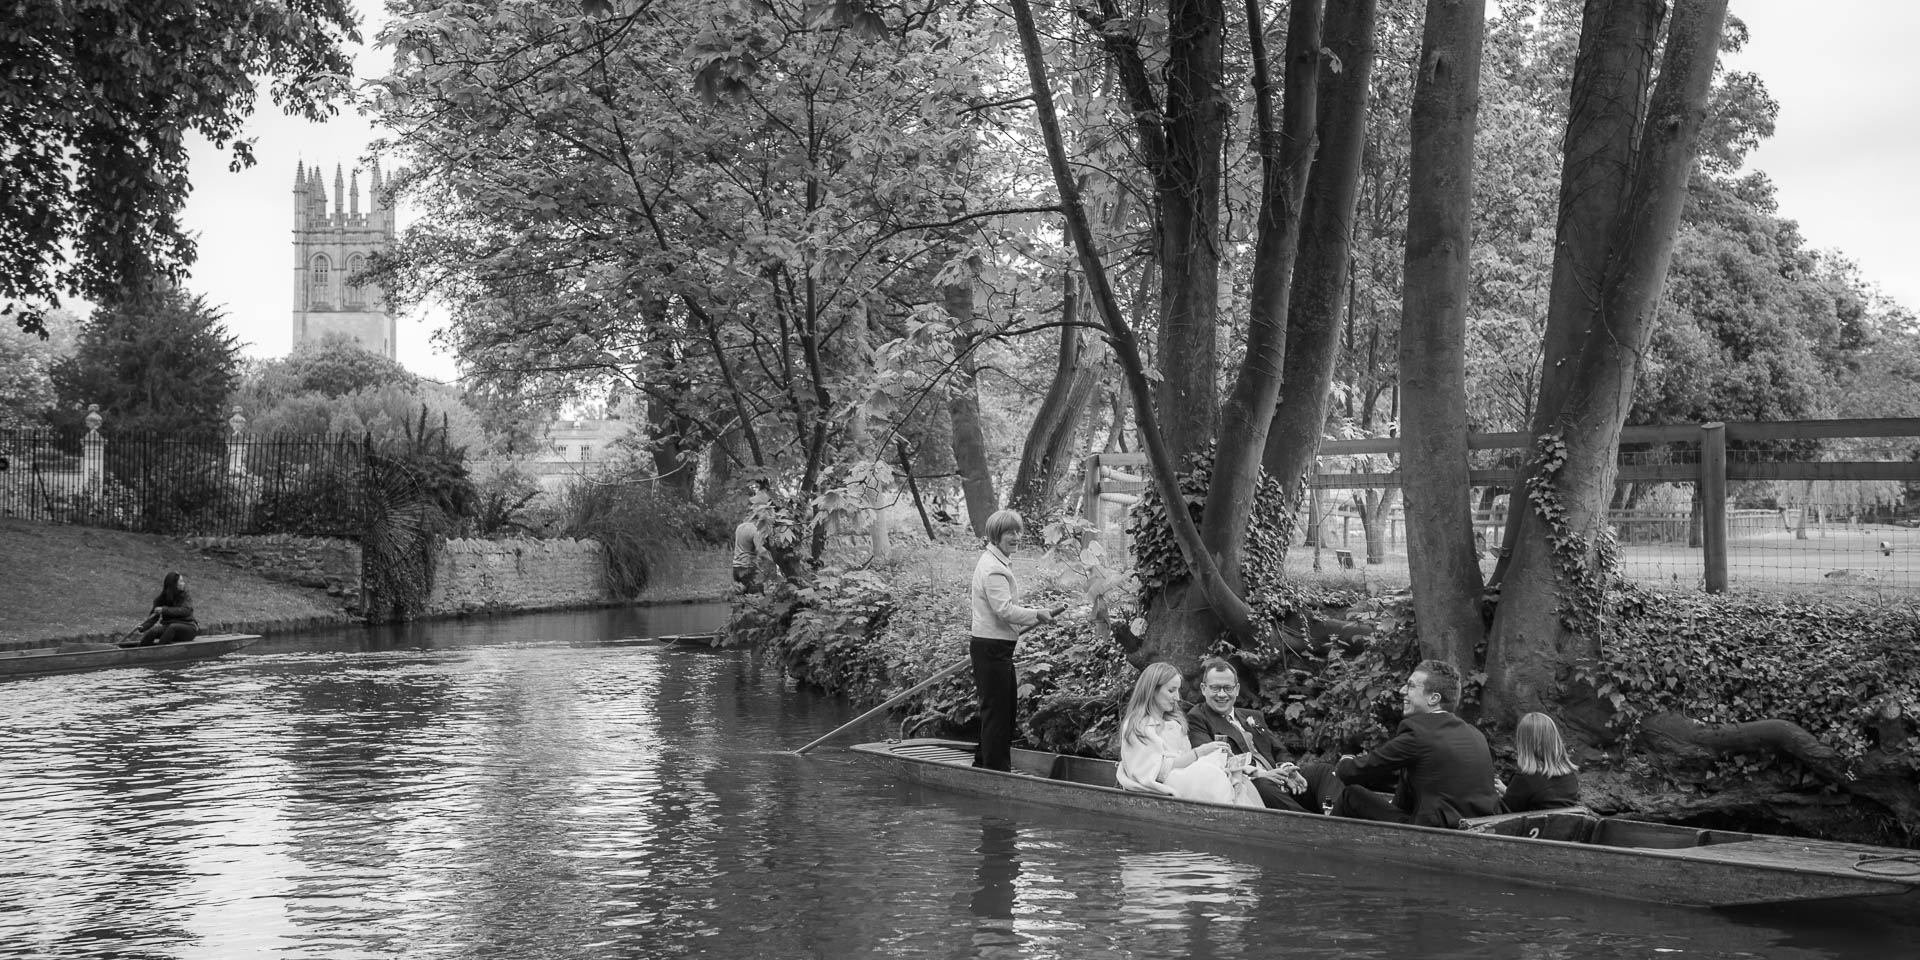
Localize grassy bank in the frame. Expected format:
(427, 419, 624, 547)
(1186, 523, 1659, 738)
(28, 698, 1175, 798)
(1, 517, 353, 646)
(2, 517, 734, 647)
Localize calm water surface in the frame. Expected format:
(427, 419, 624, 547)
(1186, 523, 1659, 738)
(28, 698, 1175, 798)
(1, 605, 1913, 959)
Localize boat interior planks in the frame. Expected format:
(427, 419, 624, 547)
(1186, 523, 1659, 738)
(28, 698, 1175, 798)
(844, 737, 1920, 909)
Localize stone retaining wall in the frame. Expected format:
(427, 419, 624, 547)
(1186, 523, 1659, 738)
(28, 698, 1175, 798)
(189, 534, 364, 615)
(427, 537, 611, 615)
(188, 534, 728, 623)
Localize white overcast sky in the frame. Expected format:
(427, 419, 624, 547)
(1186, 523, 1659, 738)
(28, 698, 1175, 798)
(171, 1, 1920, 384)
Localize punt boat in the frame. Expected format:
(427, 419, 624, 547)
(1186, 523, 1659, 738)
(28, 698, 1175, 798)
(0, 634, 262, 679)
(847, 737, 1920, 909)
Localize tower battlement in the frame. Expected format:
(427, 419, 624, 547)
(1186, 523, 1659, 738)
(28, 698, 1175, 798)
(292, 159, 396, 359)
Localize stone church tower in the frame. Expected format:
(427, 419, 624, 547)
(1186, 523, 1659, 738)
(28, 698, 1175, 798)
(292, 160, 397, 358)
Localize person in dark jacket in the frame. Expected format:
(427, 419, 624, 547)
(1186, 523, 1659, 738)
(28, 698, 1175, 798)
(1500, 712, 1582, 812)
(1185, 658, 1340, 813)
(1330, 659, 1500, 827)
(134, 572, 198, 645)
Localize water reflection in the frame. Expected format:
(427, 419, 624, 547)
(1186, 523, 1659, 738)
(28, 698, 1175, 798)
(1, 605, 1914, 959)
(967, 817, 1020, 957)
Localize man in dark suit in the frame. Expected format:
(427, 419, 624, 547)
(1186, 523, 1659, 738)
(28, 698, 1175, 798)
(1186, 658, 1339, 813)
(1331, 659, 1500, 827)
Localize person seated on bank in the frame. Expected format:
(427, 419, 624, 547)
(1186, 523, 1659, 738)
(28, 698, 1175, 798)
(1500, 712, 1581, 813)
(133, 572, 198, 646)
(1330, 659, 1500, 827)
(1185, 658, 1340, 813)
(1115, 662, 1262, 807)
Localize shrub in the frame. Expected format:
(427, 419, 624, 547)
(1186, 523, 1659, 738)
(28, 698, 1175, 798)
(1582, 590, 1920, 777)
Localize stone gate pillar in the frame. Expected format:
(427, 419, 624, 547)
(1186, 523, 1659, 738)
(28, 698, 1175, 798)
(228, 406, 249, 475)
(81, 404, 105, 494)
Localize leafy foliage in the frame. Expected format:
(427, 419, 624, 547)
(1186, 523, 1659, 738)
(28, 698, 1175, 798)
(1580, 592, 1920, 778)
(0, 308, 76, 427)
(233, 337, 486, 450)
(1126, 449, 1333, 631)
(47, 289, 242, 439)
(2, 0, 358, 334)
(359, 409, 479, 620)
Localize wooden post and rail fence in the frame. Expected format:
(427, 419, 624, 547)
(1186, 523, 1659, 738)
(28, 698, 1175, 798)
(1081, 418, 1920, 593)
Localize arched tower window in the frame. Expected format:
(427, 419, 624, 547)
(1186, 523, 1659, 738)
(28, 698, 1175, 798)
(345, 254, 365, 307)
(310, 255, 332, 308)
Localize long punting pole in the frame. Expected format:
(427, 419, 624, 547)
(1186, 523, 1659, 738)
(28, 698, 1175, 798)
(793, 657, 972, 755)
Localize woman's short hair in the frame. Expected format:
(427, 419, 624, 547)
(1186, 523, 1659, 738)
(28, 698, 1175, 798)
(1515, 711, 1576, 776)
(983, 509, 1025, 543)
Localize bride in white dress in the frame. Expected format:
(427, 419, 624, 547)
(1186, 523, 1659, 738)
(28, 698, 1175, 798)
(1115, 662, 1262, 807)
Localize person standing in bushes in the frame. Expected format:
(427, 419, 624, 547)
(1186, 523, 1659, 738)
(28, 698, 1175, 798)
(732, 480, 773, 594)
(969, 509, 1065, 771)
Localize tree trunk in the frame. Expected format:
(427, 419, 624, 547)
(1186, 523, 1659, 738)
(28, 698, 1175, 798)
(1009, 273, 1107, 521)
(1152, 0, 1228, 463)
(944, 275, 997, 537)
(1397, 0, 1487, 670)
(1014, 0, 1257, 650)
(1358, 486, 1397, 563)
(1484, 0, 1730, 720)
(1199, 0, 1322, 589)
(1265, 0, 1379, 502)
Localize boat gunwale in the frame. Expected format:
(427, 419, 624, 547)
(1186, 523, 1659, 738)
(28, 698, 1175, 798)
(0, 634, 261, 677)
(846, 737, 1918, 905)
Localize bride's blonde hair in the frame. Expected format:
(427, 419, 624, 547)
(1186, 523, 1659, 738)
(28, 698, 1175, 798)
(1118, 662, 1186, 748)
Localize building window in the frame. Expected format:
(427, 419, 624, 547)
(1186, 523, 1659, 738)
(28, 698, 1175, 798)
(344, 254, 365, 307)
(310, 255, 331, 308)
(579, 444, 594, 461)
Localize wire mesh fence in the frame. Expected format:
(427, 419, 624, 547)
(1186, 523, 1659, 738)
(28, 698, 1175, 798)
(0, 426, 369, 537)
(1082, 419, 1920, 597)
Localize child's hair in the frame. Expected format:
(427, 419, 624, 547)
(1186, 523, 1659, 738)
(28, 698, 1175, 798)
(1515, 712, 1576, 776)
(1118, 662, 1185, 748)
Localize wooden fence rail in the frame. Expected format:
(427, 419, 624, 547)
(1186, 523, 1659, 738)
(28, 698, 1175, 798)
(1081, 418, 1920, 593)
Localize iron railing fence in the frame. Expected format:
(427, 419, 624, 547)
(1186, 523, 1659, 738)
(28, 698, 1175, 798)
(0, 426, 370, 537)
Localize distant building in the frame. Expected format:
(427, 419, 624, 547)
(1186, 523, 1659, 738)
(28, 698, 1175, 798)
(471, 416, 636, 495)
(292, 160, 396, 359)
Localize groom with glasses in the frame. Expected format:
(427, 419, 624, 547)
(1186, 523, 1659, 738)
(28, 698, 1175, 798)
(1185, 658, 1340, 813)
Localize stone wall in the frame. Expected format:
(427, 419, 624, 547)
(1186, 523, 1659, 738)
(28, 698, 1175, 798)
(190, 534, 364, 614)
(427, 537, 611, 615)
(191, 534, 729, 622)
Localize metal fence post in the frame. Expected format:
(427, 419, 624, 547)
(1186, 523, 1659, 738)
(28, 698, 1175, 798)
(1700, 422, 1728, 592)
(81, 404, 105, 495)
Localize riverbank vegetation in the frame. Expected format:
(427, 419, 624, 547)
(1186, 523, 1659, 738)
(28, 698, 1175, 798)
(13, 0, 1920, 848)
(733, 534, 1920, 845)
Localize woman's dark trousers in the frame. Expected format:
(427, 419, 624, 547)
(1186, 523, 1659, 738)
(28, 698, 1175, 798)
(138, 623, 198, 646)
(970, 637, 1016, 771)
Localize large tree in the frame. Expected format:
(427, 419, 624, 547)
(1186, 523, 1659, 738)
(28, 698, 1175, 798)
(374, 0, 1056, 553)
(1010, 0, 1385, 663)
(49, 289, 243, 438)
(1, 0, 359, 335)
(1483, 0, 1732, 720)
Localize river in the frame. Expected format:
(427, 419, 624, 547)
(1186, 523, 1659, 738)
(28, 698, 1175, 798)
(1, 605, 1912, 959)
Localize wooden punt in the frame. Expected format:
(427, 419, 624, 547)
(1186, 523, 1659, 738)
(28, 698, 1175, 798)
(0, 634, 262, 679)
(847, 737, 1920, 909)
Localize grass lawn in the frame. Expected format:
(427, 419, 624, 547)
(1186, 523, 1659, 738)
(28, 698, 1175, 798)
(2, 516, 352, 646)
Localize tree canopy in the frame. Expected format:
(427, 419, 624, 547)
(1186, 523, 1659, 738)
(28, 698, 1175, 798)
(1, 0, 359, 336)
(48, 288, 243, 438)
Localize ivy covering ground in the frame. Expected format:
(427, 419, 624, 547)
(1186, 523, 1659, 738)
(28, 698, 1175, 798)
(1587, 590, 1920, 774)
(730, 538, 1920, 829)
